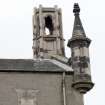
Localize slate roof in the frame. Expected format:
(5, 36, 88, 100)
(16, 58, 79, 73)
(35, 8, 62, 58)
(0, 59, 73, 73)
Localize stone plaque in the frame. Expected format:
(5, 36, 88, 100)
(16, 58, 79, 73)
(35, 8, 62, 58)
(15, 89, 39, 105)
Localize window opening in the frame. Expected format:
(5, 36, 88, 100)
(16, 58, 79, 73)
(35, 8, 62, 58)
(45, 16, 53, 35)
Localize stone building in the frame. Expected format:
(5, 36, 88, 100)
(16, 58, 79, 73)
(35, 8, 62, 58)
(0, 3, 94, 105)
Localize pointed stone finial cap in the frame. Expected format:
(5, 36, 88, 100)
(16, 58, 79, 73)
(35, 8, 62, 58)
(73, 3, 80, 15)
(67, 3, 91, 47)
(72, 3, 86, 39)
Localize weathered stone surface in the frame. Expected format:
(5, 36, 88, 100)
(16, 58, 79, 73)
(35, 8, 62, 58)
(0, 73, 83, 105)
(0, 3, 94, 105)
(67, 3, 94, 94)
(33, 5, 65, 58)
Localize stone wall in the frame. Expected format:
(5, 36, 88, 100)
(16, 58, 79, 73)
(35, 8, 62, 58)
(0, 72, 83, 105)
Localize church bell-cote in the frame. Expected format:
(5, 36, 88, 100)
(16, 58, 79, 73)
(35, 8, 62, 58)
(32, 5, 65, 59)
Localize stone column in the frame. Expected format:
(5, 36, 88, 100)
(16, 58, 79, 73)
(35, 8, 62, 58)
(54, 5, 61, 55)
(33, 8, 37, 58)
(39, 5, 44, 57)
(39, 5, 44, 37)
(59, 8, 63, 37)
(54, 5, 59, 36)
(59, 8, 65, 56)
(33, 8, 37, 37)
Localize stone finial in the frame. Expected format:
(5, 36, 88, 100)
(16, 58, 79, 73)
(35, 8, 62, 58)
(73, 3, 80, 15)
(71, 3, 86, 40)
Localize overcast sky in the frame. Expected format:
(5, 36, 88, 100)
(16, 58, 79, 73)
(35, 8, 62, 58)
(0, 0, 105, 105)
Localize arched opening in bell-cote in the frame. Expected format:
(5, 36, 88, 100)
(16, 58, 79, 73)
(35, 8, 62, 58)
(44, 16, 53, 35)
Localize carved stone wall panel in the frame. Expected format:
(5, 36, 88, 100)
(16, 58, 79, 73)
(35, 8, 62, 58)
(15, 89, 39, 105)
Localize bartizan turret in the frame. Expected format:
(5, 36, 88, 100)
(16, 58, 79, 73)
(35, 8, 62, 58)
(67, 3, 94, 94)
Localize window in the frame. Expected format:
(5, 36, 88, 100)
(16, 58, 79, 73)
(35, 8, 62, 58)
(44, 16, 53, 35)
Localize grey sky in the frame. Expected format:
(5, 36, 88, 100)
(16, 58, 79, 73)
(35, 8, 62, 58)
(0, 0, 104, 105)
